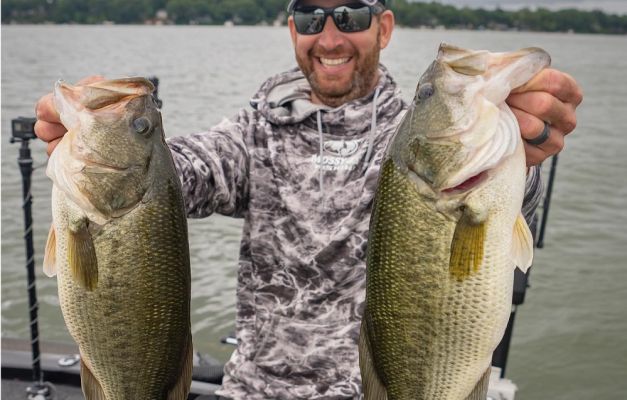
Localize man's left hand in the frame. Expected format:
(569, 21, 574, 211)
(507, 68, 584, 166)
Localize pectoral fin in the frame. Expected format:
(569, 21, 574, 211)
(511, 213, 534, 273)
(43, 225, 57, 277)
(68, 224, 98, 291)
(359, 317, 388, 400)
(449, 215, 486, 281)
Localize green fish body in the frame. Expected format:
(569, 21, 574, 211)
(360, 44, 551, 400)
(45, 78, 192, 400)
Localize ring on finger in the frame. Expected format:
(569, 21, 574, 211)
(525, 121, 551, 146)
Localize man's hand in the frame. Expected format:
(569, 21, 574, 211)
(34, 75, 105, 155)
(507, 68, 583, 166)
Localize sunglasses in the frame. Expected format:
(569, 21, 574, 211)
(292, 3, 382, 35)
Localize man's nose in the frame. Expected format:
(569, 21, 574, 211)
(317, 15, 345, 50)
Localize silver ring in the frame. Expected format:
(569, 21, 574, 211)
(525, 121, 551, 146)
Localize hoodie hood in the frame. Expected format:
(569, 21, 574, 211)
(249, 64, 405, 197)
(249, 64, 404, 132)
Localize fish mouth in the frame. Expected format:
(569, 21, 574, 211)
(69, 137, 147, 173)
(81, 158, 143, 173)
(441, 170, 489, 195)
(408, 169, 491, 198)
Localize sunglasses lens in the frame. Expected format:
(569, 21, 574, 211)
(294, 8, 326, 34)
(293, 4, 373, 35)
(333, 5, 372, 33)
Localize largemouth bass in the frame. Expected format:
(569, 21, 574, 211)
(359, 44, 551, 400)
(43, 78, 192, 399)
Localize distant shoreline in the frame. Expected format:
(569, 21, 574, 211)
(2, 0, 626, 35)
(2, 23, 624, 37)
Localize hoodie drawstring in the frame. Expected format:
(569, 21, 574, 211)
(362, 86, 380, 173)
(317, 110, 325, 197)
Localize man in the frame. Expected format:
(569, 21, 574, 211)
(35, 0, 583, 398)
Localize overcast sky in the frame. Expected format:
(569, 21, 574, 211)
(428, 0, 627, 14)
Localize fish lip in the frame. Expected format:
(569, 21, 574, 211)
(81, 158, 142, 172)
(440, 170, 489, 195)
(70, 139, 147, 172)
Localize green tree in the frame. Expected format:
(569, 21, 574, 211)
(221, 0, 265, 25)
(166, 0, 212, 24)
(50, 0, 90, 23)
(106, 0, 155, 23)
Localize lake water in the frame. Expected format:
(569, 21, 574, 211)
(2, 25, 626, 399)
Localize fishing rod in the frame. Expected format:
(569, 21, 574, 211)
(537, 154, 558, 248)
(492, 155, 559, 378)
(10, 117, 55, 400)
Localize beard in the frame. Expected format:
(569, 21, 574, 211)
(296, 32, 381, 108)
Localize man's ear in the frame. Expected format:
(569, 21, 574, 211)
(288, 16, 298, 47)
(378, 10, 395, 49)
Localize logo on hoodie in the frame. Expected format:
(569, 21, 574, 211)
(311, 139, 364, 171)
(324, 139, 361, 157)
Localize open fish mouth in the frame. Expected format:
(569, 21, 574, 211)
(407, 163, 491, 197)
(441, 170, 489, 194)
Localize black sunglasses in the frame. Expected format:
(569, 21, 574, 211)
(292, 3, 382, 35)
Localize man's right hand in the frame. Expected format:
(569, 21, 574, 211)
(34, 75, 105, 155)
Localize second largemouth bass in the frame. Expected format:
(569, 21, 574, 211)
(44, 78, 192, 399)
(359, 44, 551, 400)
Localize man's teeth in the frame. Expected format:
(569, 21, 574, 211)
(320, 57, 350, 66)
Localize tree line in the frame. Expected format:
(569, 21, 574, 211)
(2, 0, 626, 34)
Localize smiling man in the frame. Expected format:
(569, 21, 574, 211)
(289, 0, 393, 107)
(34, 0, 582, 398)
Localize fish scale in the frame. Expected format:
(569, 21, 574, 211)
(366, 159, 453, 398)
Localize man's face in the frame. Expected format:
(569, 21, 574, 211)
(288, 0, 394, 107)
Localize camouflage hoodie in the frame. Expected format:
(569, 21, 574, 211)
(167, 65, 543, 400)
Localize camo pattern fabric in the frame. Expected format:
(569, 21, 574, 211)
(167, 66, 543, 400)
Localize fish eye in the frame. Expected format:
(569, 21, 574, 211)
(418, 83, 435, 101)
(132, 117, 152, 135)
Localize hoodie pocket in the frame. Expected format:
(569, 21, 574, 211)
(253, 312, 359, 382)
